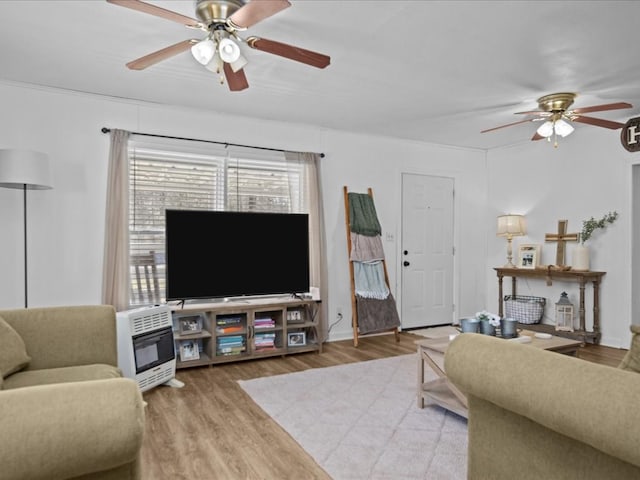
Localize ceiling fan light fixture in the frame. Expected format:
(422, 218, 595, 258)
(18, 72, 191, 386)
(230, 53, 248, 72)
(204, 52, 225, 85)
(204, 52, 223, 73)
(554, 119, 575, 137)
(109, 0, 331, 92)
(536, 121, 554, 138)
(191, 38, 216, 65)
(218, 36, 241, 63)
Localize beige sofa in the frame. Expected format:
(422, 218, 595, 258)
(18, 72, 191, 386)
(445, 333, 640, 480)
(0, 305, 145, 480)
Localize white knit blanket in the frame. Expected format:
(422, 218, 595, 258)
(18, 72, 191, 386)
(353, 261, 389, 300)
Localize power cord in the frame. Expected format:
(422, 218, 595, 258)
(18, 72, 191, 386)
(327, 312, 344, 334)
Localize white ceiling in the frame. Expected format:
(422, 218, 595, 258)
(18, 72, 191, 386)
(1, 0, 639, 150)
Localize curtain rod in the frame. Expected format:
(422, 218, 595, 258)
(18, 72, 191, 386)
(100, 127, 324, 158)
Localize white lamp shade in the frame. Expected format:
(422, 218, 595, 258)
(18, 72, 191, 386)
(0, 149, 52, 190)
(536, 121, 554, 138)
(205, 52, 223, 73)
(230, 53, 248, 73)
(497, 214, 526, 237)
(191, 39, 216, 65)
(218, 37, 241, 63)
(554, 119, 575, 137)
(536, 119, 575, 138)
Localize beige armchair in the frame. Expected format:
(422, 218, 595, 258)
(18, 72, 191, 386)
(618, 324, 640, 372)
(0, 305, 145, 480)
(445, 333, 640, 480)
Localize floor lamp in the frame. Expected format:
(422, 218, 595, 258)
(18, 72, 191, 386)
(0, 150, 52, 308)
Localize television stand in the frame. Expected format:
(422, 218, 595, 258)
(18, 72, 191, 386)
(170, 297, 322, 369)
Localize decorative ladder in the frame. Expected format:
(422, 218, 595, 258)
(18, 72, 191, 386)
(343, 186, 400, 347)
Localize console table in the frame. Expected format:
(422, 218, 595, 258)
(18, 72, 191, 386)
(494, 267, 606, 344)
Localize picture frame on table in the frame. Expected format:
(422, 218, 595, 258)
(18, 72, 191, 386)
(179, 340, 200, 362)
(286, 309, 304, 324)
(287, 332, 306, 347)
(178, 315, 203, 335)
(518, 244, 541, 269)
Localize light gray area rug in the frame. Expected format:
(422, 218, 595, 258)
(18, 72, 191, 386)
(238, 354, 467, 479)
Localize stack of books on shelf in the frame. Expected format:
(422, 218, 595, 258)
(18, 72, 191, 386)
(216, 335, 246, 356)
(254, 317, 276, 329)
(254, 332, 277, 351)
(216, 315, 245, 334)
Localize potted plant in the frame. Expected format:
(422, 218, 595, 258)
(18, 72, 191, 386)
(573, 211, 618, 271)
(476, 310, 501, 336)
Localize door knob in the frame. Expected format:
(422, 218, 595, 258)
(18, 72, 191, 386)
(403, 261, 410, 267)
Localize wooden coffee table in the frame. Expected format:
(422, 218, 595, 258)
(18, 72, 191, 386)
(416, 331, 583, 418)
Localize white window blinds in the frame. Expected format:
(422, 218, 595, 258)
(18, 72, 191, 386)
(127, 136, 304, 306)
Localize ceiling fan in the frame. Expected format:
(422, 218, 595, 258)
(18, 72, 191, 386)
(107, 0, 331, 92)
(481, 92, 632, 147)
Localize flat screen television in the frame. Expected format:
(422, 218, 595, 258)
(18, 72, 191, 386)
(165, 209, 310, 301)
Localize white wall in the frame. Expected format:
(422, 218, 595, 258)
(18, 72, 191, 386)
(486, 130, 636, 348)
(3, 81, 633, 348)
(0, 81, 488, 343)
(320, 130, 487, 340)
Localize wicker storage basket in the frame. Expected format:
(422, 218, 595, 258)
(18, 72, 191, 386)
(504, 295, 545, 324)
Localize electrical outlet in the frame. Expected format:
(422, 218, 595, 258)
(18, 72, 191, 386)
(336, 306, 343, 317)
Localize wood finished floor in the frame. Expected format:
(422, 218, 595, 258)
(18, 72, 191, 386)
(139, 332, 627, 480)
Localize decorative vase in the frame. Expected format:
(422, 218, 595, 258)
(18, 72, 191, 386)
(572, 245, 590, 271)
(480, 320, 496, 336)
(460, 318, 480, 333)
(500, 318, 518, 338)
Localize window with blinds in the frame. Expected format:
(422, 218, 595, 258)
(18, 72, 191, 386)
(128, 136, 304, 306)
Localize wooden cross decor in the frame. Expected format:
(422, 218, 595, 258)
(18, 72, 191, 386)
(545, 220, 579, 266)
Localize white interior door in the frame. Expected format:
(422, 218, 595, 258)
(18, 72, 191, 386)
(401, 174, 454, 329)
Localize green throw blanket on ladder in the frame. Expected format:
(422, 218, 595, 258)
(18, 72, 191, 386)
(348, 192, 382, 236)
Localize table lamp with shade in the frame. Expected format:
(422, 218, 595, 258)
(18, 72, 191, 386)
(497, 214, 526, 267)
(0, 149, 52, 308)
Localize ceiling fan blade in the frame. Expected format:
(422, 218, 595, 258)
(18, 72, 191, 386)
(480, 118, 534, 134)
(571, 102, 632, 115)
(572, 115, 626, 130)
(247, 37, 330, 69)
(228, 0, 291, 29)
(531, 132, 545, 141)
(107, 0, 202, 27)
(514, 110, 548, 116)
(223, 63, 249, 91)
(126, 39, 196, 70)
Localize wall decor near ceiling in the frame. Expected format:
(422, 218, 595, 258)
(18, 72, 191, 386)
(621, 116, 640, 152)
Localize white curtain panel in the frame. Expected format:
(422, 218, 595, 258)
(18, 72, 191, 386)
(285, 151, 328, 341)
(102, 129, 130, 311)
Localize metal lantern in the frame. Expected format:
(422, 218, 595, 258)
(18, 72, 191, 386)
(555, 291, 574, 332)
